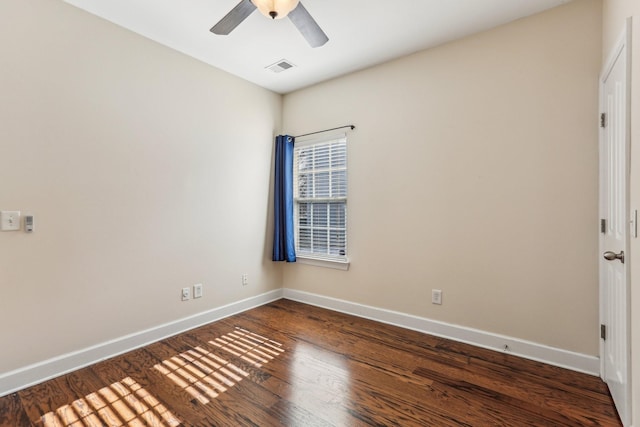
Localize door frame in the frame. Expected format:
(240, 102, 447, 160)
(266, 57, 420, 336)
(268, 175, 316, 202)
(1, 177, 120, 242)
(598, 17, 632, 425)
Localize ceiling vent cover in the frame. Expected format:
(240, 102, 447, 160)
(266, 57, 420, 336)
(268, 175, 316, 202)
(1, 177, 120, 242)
(266, 59, 296, 73)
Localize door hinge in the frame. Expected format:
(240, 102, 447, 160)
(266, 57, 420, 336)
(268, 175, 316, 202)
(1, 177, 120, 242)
(601, 324, 606, 340)
(600, 113, 607, 128)
(601, 218, 606, 234)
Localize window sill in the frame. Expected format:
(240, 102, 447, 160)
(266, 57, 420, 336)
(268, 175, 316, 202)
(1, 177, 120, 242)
(295, 256, 350, 270)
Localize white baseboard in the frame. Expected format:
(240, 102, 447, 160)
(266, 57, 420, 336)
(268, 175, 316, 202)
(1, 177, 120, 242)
(1, 287, 600, 399)
(282, 288, 600, 376)
(0, 289, 283, 398)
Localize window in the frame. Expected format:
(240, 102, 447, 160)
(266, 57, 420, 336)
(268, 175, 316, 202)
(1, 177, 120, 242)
(293, 134, 347, 265)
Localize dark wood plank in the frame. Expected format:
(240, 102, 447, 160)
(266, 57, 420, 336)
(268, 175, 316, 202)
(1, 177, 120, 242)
(18, 376, 86, 426)
(267, 399, 336, 427)
(413, 357, 618, 426)
(0, 393, 31, 427)
(0, 299, 623, 426)
(438, 338, 612, 396)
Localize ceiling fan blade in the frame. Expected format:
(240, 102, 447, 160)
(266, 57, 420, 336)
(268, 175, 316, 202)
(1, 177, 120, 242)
(210, 0, 257, 35)
(288, 2, 329, 48)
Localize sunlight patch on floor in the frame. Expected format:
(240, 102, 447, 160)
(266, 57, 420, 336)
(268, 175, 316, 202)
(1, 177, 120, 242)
(154, 327, 283, 405)
(40, 377, 180, 427)
(210, 327, 284, 368)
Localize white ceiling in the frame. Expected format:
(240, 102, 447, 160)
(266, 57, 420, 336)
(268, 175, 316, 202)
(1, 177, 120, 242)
(63, 0, 571, 94)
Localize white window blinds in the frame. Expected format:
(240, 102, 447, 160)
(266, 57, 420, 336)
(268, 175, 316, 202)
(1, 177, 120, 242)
(293, 134, 347, 260)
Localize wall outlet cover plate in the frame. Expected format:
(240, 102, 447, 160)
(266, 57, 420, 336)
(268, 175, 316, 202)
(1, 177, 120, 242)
(193, 284, 203, 298)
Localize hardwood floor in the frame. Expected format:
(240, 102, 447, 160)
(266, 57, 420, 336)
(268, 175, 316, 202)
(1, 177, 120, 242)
(0, 299, 621, 426)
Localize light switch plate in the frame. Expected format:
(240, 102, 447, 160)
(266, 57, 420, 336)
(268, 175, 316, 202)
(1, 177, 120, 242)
(1, 211, 21, 231)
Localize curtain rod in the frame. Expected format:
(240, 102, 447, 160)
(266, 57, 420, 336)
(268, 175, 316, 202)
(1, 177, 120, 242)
(294, 125, 355, 139)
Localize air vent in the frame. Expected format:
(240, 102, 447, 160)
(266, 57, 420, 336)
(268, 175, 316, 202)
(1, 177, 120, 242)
(266, 59, 296, 73)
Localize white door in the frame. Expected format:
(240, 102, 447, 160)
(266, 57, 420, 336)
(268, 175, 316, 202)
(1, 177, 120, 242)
(599, 20, 631, 427)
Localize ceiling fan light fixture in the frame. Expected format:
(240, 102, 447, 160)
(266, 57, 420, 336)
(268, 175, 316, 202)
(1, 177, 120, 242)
(251, 0, 299, 19)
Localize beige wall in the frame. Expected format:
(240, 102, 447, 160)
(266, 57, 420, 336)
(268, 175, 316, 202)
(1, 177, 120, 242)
(0, 0, 282, 373)
(603, 1, 640, 424)
(283, 0, 602, 356)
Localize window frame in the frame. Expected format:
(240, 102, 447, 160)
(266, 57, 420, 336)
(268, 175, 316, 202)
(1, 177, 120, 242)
(293, 132, 349, 270)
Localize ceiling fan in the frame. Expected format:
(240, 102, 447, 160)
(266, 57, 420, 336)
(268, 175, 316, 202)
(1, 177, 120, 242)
(210, 0, 329, 48)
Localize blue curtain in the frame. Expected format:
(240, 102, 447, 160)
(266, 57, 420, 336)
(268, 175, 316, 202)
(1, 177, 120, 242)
(273, 135, 296, 262)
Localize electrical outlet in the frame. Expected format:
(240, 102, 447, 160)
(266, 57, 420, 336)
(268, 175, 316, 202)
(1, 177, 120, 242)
(432, 289, 442, 305)
(181, 287, 191, 301)
(193, 283, 203, 299)
(242, 273, 248, 286)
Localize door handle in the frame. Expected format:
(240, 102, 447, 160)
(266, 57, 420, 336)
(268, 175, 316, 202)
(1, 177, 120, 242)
(603, 250, 624, 263)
